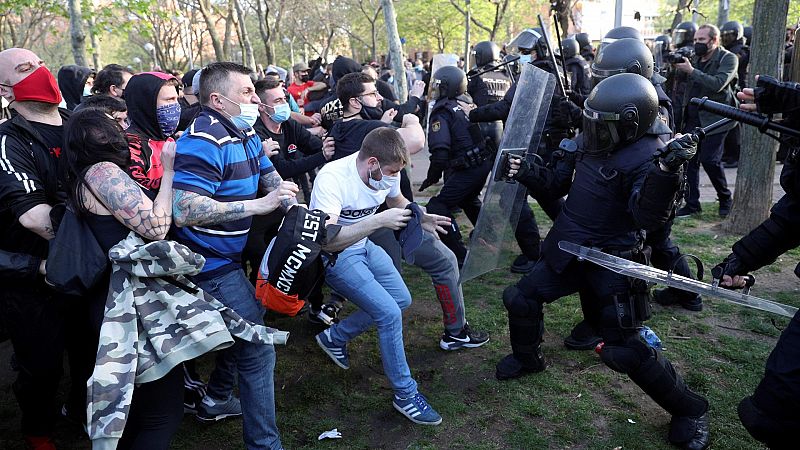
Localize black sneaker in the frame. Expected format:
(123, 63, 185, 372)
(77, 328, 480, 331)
(439, 323, 489, 350)
(510, 255, 537, 274)
(308, 301, 343, 326)
(563, 320, 603, 350)
(675, 206, 702, 218)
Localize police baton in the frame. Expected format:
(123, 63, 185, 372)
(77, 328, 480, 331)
(537, 14, 568, 97)
(466, 56, 520, 80)
(690, 97, 800, 139)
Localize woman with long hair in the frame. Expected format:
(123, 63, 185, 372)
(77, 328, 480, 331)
(61, 108, 181, 449)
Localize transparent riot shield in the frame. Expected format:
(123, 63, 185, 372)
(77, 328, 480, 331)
(459, 64, 556, 283)
(424, 54, 460, 152)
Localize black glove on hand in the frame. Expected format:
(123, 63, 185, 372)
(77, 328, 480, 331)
(659, 133, 699, 171)
(551, 97, 582, 129)
(753, 75, 800, 115)
(419, 160, 446, 191)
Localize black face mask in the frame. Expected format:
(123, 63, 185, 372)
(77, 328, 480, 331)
(694, 42, 709, 57)
(359, 102, 384, 120)
(300, 74, 310, 83)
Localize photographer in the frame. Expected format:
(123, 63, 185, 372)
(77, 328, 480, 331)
(714, 75, 800, 450)
(674, 24, 739, 218)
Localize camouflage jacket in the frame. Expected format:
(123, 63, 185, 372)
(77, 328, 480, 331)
(88, 233, 289, 449)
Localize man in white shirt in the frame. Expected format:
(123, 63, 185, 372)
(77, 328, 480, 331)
(310, 127, 449, 426)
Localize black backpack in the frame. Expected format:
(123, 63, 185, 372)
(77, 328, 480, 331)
(255, 207, 337, 315)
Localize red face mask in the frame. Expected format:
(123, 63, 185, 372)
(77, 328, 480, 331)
(10, 66, 63, 105)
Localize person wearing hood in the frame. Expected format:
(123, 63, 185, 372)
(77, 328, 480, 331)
(318, 56, 424, 130)
(57, 64, 95, 110)
(124, 72, 181, 195)
(178, 68, 203, 132)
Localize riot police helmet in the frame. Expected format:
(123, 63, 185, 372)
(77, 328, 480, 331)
(582, 73, 659, 154)
(560, 37, 580, 59)
(672, 22, 698, 48)
(591, 38, 654, 86)
(507, 28, 547, 61)
(743, 26, 753, 45)
(721, 21, 744, 48)
(654, 34, 672, 50)
(430, 65, 467, 100)
(473, 41, 501, 68)
(575, 32, 591, 49)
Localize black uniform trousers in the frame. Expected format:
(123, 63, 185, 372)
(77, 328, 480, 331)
(738, 310, 800, 449)
(508, 258, 707, 419)
(684, 128, 732, 210)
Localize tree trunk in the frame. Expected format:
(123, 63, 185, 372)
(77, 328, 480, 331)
(223, 1, 234, 61)
(723, 0, 791, 234)
(197, 0, 224, 61)
(381, 0, 407, 101)
(671, 0, 690, 30)
(234, 0, 256, 70)
(717, 0, 729, 26)
(86, 4, 102, 69)
(255, 0, 273, 64)
(68, 0, 87, 66)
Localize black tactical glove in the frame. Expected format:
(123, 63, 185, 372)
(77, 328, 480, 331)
(551, 97, 582, 129)
(420, 153, 448, 191)
(659, 133, 699, 171)
(753, 75, 800, 115)
(711, 253, 756, 291)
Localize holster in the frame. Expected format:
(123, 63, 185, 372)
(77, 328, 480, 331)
(606, 246, 652, 329)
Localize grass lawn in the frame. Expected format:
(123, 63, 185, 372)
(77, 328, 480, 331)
(1, 202, 797, 449)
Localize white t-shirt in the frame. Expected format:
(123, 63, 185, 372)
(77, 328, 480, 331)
(310, 152, 400, 249)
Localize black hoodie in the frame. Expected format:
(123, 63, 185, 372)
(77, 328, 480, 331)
(123, 72, 178, 194)
(57, 65, 94, 111)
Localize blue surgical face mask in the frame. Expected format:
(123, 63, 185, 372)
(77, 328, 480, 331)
(156, 102, 181, 137)
(518, 54, 532, 64)
(267, 103, 291, 123)
(83, 84, 92, 97)
(220, 94, 259, 129)
(368, 162, 399, 191)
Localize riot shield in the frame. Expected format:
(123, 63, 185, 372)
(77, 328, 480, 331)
(424, 54, 460, 152)
(558, 241, 798, 318)
(653, 41, 666, 76)
(459, 64, 556, 283)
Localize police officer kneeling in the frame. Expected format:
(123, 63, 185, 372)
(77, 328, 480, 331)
(496, 73, 710, 450)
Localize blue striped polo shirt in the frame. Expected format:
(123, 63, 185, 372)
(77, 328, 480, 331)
(173, 107, 275, 278)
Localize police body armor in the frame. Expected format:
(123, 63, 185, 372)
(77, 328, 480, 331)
(565, 56, 592, 96)
(541, 134, 664, 273)
(429, 97, 494, 171)
(468, 66, 512, 148)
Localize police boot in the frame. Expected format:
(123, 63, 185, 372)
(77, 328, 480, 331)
(653, 288, 703, 312)
(496, 286, 546, 380)
(564, 319, 603, 350)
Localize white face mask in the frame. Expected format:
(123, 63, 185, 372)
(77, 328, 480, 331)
(368, 162, 399, 191)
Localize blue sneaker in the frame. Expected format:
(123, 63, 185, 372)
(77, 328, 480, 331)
(315, 328, 349, 369)
(392, 393, 442, 425)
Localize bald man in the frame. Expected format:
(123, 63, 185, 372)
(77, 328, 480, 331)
(0, 48, 89, 448)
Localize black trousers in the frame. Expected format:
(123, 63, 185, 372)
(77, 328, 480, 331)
(739, 310, 800, 449)
(117, 365, 184, 450)
(0, 283, 94, 436)
(685, 129, 732, 210)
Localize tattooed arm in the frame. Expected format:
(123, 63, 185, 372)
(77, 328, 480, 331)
(84, 162, 173, 240)
(19, 204, 55, 240)
(259, 170, 299, 210)
(173, 181, 299, 227)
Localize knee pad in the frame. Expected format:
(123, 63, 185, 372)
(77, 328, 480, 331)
(503, 285, 539, 318)
(599, 335, 651, 374)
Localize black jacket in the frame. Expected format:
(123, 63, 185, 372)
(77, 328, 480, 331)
(57, 65, 94, 111)
(0, 109, 70, 261)
(253, 117, 326, 179)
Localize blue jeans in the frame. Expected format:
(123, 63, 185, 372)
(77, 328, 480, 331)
(196, 269, 282, 450)
(324, 240, 418, 398)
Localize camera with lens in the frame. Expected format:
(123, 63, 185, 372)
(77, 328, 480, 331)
(665, 47, 695, 64)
